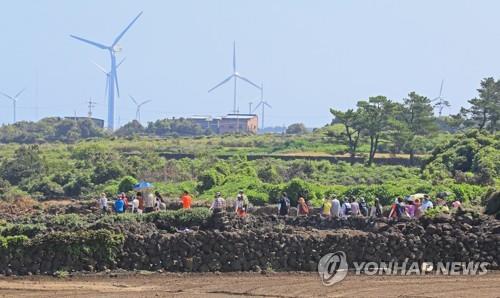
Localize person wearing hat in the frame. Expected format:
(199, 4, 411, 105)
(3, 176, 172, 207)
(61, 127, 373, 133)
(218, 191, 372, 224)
(234, 190, 249, 217)
(278, 192, 291, 216)
(210, 192, 226, 213)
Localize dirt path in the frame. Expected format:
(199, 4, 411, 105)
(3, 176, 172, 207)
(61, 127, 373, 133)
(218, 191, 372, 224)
(0, 272, 499, 298)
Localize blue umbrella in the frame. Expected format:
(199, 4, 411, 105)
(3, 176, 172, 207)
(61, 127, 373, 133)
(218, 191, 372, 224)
(133, 181, 153, 190)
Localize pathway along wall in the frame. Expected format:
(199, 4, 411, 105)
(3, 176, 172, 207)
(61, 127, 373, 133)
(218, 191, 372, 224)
(0, 211, 499, 275)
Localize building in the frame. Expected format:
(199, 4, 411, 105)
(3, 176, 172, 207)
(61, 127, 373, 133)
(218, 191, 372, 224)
(64, 117, 105, 128)
(187, 114, 258, 134)
(219, 114, 258, 134)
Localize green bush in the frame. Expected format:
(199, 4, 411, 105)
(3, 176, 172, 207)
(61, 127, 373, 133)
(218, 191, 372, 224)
(0, 223, 47, 238)
(145, 208, 211, 227)
(118, 176, 138, 193)
(49, 214, 88, 230)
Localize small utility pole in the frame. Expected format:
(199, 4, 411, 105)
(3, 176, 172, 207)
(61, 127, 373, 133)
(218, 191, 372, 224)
(87, 98, 97, 118)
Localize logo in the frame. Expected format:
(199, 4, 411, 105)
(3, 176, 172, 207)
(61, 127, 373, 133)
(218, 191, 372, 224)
(317, 251, 348, 286)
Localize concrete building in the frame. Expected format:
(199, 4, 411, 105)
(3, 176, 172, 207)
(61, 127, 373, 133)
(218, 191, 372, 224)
(219, 114, 258, 134)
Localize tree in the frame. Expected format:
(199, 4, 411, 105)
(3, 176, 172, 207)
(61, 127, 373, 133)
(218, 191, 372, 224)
(0, 145, 45, 185)
(114, 120, 145, 137)
(330, 109, 363, 164)
(357, 96, 395, 165)
(285, 123, 308, 135)
(462, 78, 500, 133)
(394, 92, 437, 164)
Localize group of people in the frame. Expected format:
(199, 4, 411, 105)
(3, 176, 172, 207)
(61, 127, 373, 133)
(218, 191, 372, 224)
(97, 188, 461, 221)
(97, 190, 193, 214)
(276, 192, 462, 220)
(209, 190, 249, 217)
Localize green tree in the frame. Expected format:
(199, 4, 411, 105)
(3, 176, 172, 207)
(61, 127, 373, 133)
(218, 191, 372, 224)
(330, 109, 363, 164)
(0, 145, 45, 185)
(114, 120, 145, 137)
(285, 123, 308, 135)
(394, 92, 437, 164)
(462, 78, 500, 133)
(357, 96, 395, 165)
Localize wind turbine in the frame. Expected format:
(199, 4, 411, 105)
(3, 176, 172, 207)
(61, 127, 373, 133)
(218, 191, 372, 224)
(129, 95, 151, 122)
(208, 41, 261, 114)
(0, 88, 25, 123)
(90, 58, 126, 101)
(70, 11, 143, 130)
(253, 83, 271, 129)
(432, 80, 450, 117)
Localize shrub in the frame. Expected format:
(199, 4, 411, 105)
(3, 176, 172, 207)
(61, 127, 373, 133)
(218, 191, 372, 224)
(0, 223, 47, 238)
(118, 176, 138, 193)
(49, 214, 88, 230)
(145, 208, 211, 227)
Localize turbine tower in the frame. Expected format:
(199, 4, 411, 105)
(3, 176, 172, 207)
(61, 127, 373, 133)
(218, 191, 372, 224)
(129, 95, 151, 122)
(91, 58, 126, 101)
(71, 12, 143, 130)
(253, 83, 271, 129)
(432, 79, 450, 117)
(0, 88, 25, 123)
(208, 41, 261, 114)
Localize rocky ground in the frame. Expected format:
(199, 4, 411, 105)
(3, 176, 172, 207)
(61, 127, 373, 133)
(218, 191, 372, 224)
(0, 271, 499, 297)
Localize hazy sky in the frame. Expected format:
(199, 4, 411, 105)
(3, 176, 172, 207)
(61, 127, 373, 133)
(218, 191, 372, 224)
(1, 0, 499, 128)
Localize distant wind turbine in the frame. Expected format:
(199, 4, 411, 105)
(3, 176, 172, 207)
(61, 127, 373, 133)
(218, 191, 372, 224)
(70, 11, 143, 130)
(432, 80, 450, 117)
(90, 58, 126, 101)
(253, 83, 271, 129)
(208, 41, 261, 114)
(0, 88, 25, 123)
(129, 95, 151, 122)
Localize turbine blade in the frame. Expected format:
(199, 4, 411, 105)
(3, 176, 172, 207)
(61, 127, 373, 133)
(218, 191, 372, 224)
(439, 80, 444, 97)
(90, 60, 108, 74)
(0, 91, 13, 100)
(208, 75, 234, 92)
(264, 102, 272, 108)
(233, 41, 236, 73)
(70, 35, 108, 49)
(138, 100, 152, 107)
(253, 102, 263, 112)
(104, 76, 109, 99)
(112, 11, 143, 47)
(236, 74, 261, 89)
(113, 68, 120, 97)
(14, 88, 25, 99)
(117, 57, 126, 69)
(129, 95, 138, 106)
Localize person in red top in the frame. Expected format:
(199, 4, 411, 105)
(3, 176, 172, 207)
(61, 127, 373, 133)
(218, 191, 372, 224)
(180, 191, 192, 209)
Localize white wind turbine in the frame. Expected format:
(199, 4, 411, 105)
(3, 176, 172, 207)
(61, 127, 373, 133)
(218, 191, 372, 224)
(0, 88, 25, 123)
(129, 95, 151, 122)
(71, 11, 143, 130)
(432, 80, 450, 117)
(253, 83, 271, 129)
(91, 58, 126, 101)
(208, 41, 261, 114)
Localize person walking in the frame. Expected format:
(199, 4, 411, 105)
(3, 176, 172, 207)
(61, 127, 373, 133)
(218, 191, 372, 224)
(144, 192, 155, 213)
(180, 190, 192, 209)
(210, 192, 226, 213)
(321, 197, 332, 219)
(98, 193, 108, 215)
(234, 191, 248, 217)
(350, 198, 360, 216)
(114, 196, 125, 214)
(359, 198, 369, 217)
(331, 196, 341, 218)
(297, 195, 309, 217)
(278, 192, 291, 216)
(341, 198, 352, 218)
(369, 198, 383, 218)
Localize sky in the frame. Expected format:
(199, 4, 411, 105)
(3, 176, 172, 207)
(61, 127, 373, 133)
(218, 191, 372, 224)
(1, 0, 500, 128)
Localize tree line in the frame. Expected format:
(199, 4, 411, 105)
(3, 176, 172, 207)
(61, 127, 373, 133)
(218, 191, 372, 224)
(330, 77, 500, 165)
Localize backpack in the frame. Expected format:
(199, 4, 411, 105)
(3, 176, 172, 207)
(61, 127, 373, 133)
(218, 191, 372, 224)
(344, 204, 352, 215)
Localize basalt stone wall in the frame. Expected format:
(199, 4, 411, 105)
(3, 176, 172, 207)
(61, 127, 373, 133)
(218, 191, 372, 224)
(0, 212, 498, 275)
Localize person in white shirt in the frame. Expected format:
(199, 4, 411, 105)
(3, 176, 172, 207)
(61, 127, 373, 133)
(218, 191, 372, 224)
(331, 197, 341, 218)
(144, 192, 155, 213)
(98, 193, 108, 214)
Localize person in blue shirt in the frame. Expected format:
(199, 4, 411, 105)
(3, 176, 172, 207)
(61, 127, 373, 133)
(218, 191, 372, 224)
(114, 196, 125, 213)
